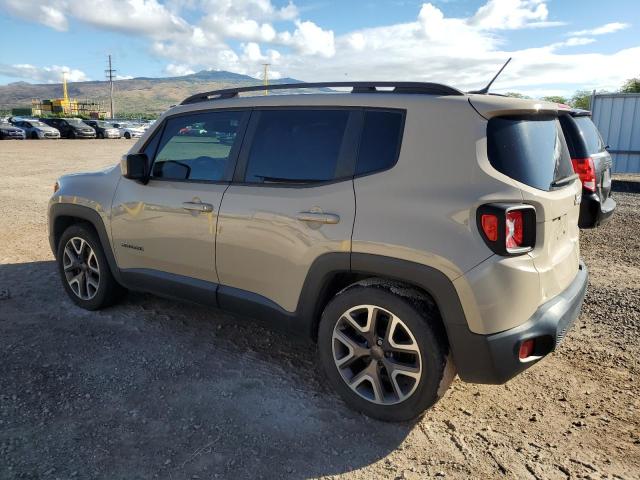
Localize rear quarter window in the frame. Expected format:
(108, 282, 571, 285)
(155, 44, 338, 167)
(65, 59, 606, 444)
(487, 116, 574, 191)
(355, 110, 404, 176)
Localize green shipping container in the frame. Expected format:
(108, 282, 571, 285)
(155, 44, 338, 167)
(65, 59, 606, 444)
(12, 108, 31, 116)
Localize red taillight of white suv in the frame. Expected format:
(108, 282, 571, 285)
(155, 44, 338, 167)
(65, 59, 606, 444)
(571, 157, 596, 192)
(477, 204, 536, 255)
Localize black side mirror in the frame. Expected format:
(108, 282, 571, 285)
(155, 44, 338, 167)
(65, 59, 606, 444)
(121, 153, 148, 181)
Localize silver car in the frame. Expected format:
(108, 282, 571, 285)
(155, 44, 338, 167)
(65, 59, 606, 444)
(12, 119, 60, 139)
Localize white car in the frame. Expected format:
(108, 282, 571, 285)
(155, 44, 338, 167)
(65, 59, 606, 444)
(112, 122, 145, 139)
(11, 119, 60, 139)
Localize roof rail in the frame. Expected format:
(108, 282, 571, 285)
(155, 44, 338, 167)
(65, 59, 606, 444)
(180, 81, 464, 105)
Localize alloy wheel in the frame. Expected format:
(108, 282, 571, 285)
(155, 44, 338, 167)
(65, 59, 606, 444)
(332, 305, 422, 405)
(62, 237, 100, 300)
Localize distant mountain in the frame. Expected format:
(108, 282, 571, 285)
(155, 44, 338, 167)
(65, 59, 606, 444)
(0, 70, 303, 115)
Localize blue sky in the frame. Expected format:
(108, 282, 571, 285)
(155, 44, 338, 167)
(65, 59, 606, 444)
(0, 0, 638, 96)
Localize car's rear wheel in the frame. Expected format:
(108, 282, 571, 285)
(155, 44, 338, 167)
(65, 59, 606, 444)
(318, 281, 452, 422)
(57, 224, 125, 310)
(124, 132, 131, 139)
(31, 132, 39, 140)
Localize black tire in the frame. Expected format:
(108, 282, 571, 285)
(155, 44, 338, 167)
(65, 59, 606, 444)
(69, 130, 76, 139)
(56, 224, 125, 310)
(318, 281, 451, 422)
(124, 132, 131, 139)
(97, 132, 104, 139)
(31, 132, 39, 140)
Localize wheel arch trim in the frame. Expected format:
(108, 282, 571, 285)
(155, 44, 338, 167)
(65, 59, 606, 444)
(49, 203, 122, 283)
(301, 252, 488, 382)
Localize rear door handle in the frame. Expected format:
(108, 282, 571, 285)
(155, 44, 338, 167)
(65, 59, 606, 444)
(182, 201, 213, 213)
(296, 212, 340, 224)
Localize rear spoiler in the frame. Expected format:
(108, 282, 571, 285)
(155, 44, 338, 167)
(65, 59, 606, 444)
(468, 95, 559, 120)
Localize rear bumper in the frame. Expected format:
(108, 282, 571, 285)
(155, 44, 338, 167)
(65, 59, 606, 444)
(579, 191, 616, 228)
(450, 261, 588, 384)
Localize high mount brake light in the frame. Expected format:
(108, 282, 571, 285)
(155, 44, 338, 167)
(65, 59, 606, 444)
(477, 204, 536, 256)
(571, 157, 596, 192)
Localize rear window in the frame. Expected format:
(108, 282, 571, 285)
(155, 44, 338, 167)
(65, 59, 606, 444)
(573, 116, 606, 155)
(487, 116, 574, 191)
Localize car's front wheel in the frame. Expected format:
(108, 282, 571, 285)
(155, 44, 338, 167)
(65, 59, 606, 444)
(318, 281, 453, 422)
(57, 224, 125, 310)
(124, 132, 131, 139)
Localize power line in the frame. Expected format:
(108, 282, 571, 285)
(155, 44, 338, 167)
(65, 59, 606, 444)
(105, 54, 116, 119)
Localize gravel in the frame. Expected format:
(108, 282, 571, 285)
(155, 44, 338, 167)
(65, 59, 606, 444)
(0, 140, 638, 479)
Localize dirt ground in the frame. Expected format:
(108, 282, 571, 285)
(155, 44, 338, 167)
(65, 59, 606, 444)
(0, 140, 638, 480)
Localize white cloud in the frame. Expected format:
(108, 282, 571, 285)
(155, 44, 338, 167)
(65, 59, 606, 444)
(0, 64, 88, 83)
(0, 0, 637, 97)
(0, 0, 189, 36)
(287, 20, 335, 57)
(569, 22, 630, 37)
(561, 37, 596, 47)
(1, 0, 68, 30)
(164, 64, 196, 76)
(469, 0, 563, 30)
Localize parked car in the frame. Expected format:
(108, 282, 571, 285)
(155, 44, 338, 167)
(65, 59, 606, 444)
(111, 122, 145, 139)
(84, 120, 121, 139)
(178, 122, 208, 136)
(11, 119, 60, 139)
(48, 82, 588, 422)
(40, 118, 96, 139)
(558, 106, 616, 228)
(0, 122, 25, 139)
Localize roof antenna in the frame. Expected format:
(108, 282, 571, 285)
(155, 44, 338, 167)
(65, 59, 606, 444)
(468, 57, 512, 94)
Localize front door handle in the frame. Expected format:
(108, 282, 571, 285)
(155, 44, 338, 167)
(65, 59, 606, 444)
(182, 201, 213, 213)
(296, 211, 340, 224)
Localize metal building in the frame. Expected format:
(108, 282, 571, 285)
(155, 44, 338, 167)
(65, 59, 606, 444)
(591, 93, 640, 173)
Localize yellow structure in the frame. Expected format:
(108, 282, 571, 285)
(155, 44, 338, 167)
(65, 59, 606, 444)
(30, 72, 109, 119)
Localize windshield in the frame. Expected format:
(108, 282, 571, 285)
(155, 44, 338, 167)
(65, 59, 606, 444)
(487, 115, 575, 191)
(66, 118, 85, 125)
(30, 121, 48, 127)
(573, 116, 606, 155)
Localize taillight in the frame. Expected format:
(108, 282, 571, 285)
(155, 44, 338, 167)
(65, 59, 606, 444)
(481, 214, 498, 241)
(477, 204, 536, 256)
(571, 157, 596, 192)
(505, 210, 524, 249)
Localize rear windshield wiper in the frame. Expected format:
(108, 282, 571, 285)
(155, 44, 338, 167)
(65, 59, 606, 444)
(550, 173, 578, 188)
(254, 175, 321, 184)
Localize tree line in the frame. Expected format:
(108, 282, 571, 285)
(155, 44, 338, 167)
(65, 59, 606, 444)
(505, 76, 640, 110)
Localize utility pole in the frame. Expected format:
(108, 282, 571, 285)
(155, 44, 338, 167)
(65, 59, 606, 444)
(262, 63, 270, 95)
(105, 54, 116, 119)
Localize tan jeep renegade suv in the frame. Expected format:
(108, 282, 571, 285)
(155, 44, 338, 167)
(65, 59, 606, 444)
(49, 82, 588, 421)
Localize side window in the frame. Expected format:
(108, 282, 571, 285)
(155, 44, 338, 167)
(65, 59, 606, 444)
(142, 123, 163, 159)
(244, 110, 350, 183)
(355, 110, 404, 176)
(151, 111, 245, 182)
